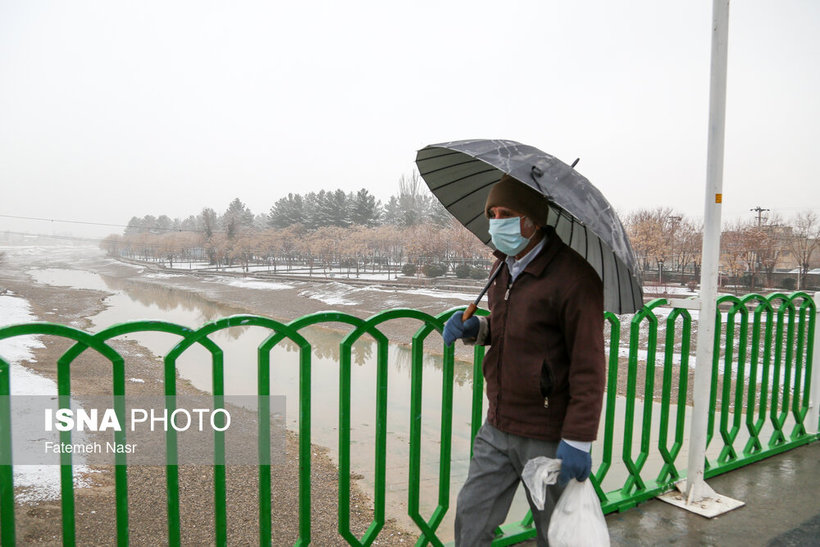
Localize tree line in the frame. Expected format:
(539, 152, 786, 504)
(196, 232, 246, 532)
(121, 172, 450, 235)
(102, 173, 490, 278)
(625, 207, 820, 290)
(101, 174, 820, 288)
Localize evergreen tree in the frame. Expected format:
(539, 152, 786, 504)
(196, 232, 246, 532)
(142, 215, 158, 233)
(156, 215, 174, 232)
(350, 188, 381, 227)
(382, 196, 403, 226)
(222, 198, 254, 239)
(268, 193, 305, 228)
(125, 216, 142, 235)
(253, 213, 269, 230)
(384, 172, 431, 227)
(325, 189, 351, 227)
(302, 191, 322, 227)
(198, 208, 218, 239)
(427, 197, 453, 227)
(180, 215, 198, 232)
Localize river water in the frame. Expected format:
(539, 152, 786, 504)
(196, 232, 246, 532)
(25, 262, 494, 536)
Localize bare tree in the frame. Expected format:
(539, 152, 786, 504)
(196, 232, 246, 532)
(233, 232, 259, 273)
(748, 213, 786, 288)
(369, 225, 405, 279)
(308, 226, 346, 275)
(442, 217, 491, 268)
(100, 234, 123, 257)
(675, 218, 702, 278)
(787, 210, 820, 289)
(625, 207, 683, 282)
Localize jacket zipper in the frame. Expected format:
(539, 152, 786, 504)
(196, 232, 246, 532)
(504, 279, 513, 301)
(504, 276, 549, 409)
(494, 276, 514, 420)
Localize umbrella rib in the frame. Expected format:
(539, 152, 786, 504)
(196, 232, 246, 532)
(610, 239, 624, 314)
(582, 224, 589, 258)
(596, 236, 608, 306)
(424, 166, 500, 192)
(441, 179, 498, 209)
(416, 148, 462, 163)
(416, 154, 483, 178)
(463, 209, 488, 229)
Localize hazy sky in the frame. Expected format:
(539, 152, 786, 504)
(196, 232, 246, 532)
(1, 1, 818, 239)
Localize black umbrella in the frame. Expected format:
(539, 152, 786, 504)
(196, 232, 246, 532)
(416, 138, 643, 314)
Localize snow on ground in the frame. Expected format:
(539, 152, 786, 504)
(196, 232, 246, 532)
(0, 293, 46, 372)
(219, 278, 295, 291)
(298, 283, 359, 306)
(0, 292, 93, 502)
(294, 282, 488, 308)
(616, 346, 696, 368)
(643, 286, 698, 297)
(143, 272, 182, 279)
(381, 287, 487, 303)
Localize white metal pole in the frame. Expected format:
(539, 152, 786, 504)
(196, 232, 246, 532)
(807, 291, 820, 435)
(685, 0, 731, 503)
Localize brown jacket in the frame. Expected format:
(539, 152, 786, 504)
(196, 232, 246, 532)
(480, 229, 605, 442)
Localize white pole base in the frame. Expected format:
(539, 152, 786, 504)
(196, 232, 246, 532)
(657, 480, 744, 518)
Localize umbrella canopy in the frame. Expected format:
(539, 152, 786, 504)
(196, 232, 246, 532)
(416, 138, 643, 314)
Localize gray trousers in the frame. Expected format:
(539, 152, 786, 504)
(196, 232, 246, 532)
(454, 422, 564, 547)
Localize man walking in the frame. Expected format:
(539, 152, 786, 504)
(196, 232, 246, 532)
(443, 175, 606, 546)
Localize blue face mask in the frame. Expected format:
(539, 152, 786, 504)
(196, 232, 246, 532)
(488, 217, 531, 256)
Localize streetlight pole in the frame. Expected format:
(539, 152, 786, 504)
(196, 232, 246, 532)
(659, 0, 744, 517)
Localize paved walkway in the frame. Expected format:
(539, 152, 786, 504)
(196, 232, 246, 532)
(519, 440, 820, 546)
(605, 440, 820, 546)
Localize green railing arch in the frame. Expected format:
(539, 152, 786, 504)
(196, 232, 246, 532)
(0, 292, 817, 545)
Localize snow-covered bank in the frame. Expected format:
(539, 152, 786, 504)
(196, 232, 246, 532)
(0, 293, 47, 387)
(0, 292, 93, 502)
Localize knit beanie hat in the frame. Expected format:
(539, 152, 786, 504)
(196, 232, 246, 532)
(484, 174, 550, 226)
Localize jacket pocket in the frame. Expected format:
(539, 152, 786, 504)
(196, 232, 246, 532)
(539, 358, 554, 409)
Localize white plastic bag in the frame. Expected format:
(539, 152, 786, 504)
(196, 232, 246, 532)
(521, 456, 562, 511)
(547, 478, 610, 547)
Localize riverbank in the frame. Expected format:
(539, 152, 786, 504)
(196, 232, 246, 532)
(0, 243, 418, 545)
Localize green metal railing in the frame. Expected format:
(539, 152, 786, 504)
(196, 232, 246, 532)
(0, 292, 817, 545)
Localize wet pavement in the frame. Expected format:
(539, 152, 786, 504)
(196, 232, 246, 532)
(517, 440, 820, 546)
(604, 440, 820, 546)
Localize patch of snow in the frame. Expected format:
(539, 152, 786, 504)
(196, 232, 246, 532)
(0, 294, 46, 374)
(363, 286, 481, 302)
(298, 283, 359, 306)
(617, 346, 695, 367)
(0, 294, 94, 502)
(224, 279, 294, 291)
(402, 288, 486, 302)
(107, 259, 145, 270)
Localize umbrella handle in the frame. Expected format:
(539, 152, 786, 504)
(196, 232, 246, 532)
(462, 263, 504, 322)
(462, 303, 478, 322)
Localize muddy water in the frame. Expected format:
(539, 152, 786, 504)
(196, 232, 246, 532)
(26, 266, 492, 535)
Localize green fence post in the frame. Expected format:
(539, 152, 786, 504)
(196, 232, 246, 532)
(0, 357, 13, 546)
(807, 292, 820, 436)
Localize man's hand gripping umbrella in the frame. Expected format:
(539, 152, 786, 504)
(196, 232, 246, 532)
(442, 264, 503, 346)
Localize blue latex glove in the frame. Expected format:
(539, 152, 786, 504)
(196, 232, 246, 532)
(443, 313, 479, 346)
(556, 440, 592, 485)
